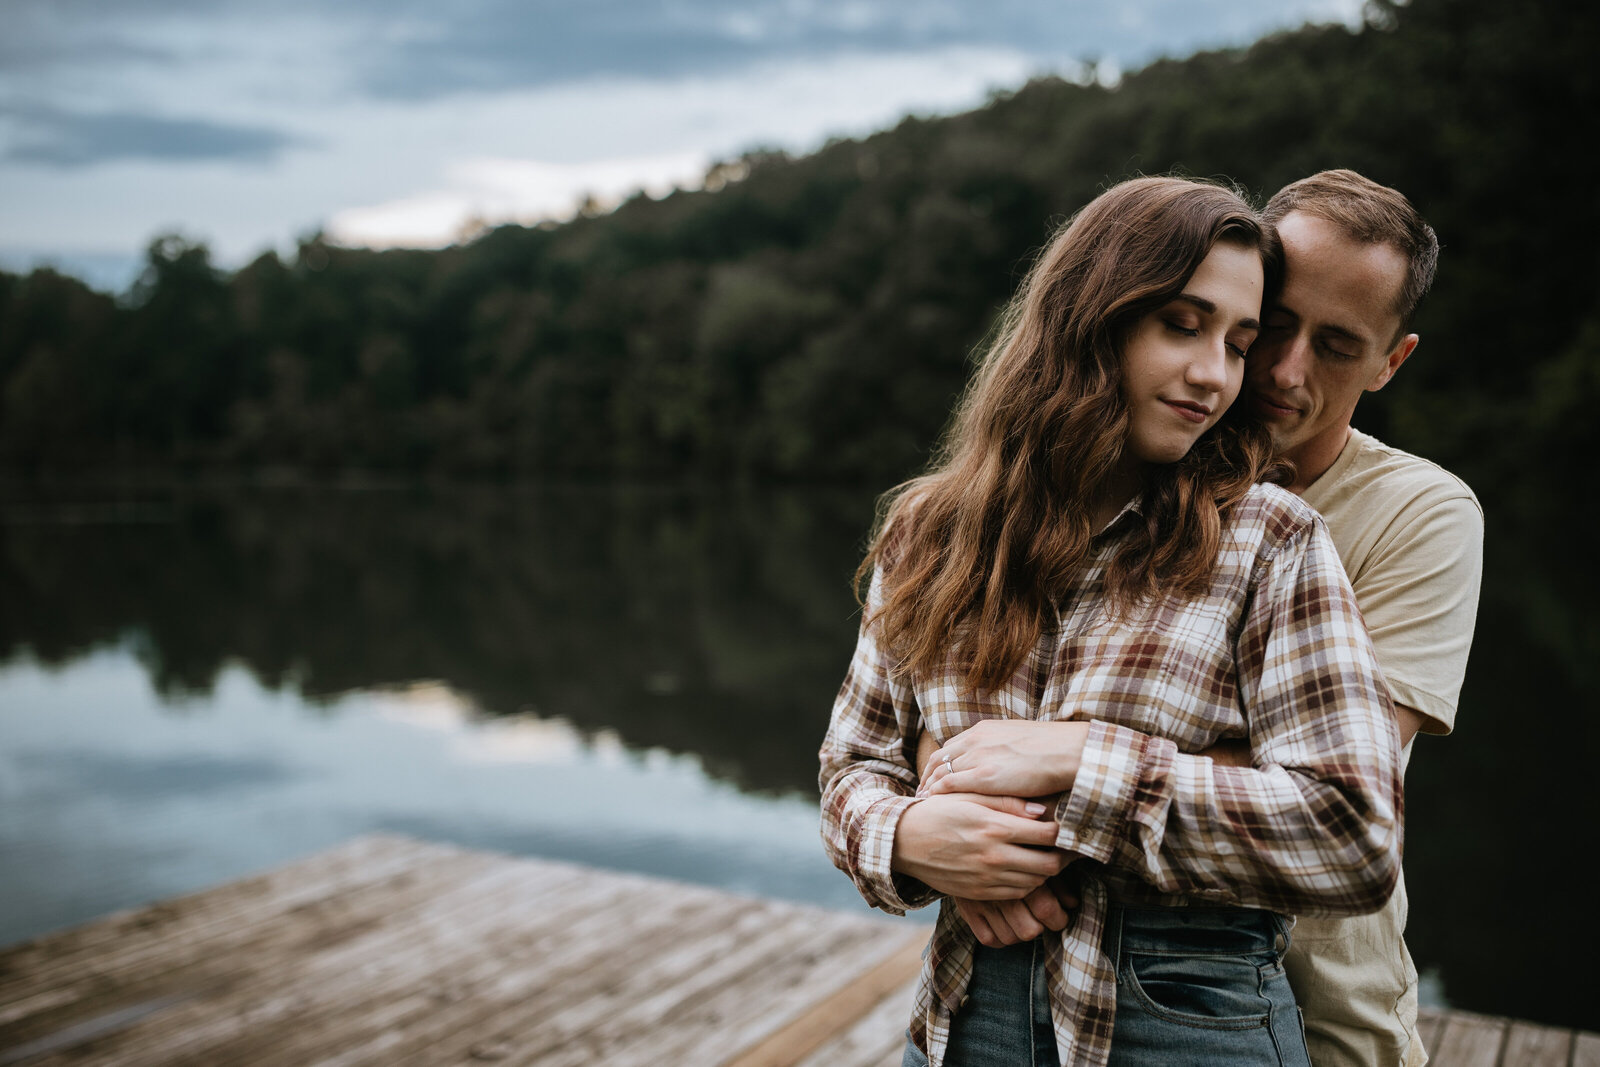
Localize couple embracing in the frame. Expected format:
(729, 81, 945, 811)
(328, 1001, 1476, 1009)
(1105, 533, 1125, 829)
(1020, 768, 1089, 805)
(820, 169, 1482, 1067)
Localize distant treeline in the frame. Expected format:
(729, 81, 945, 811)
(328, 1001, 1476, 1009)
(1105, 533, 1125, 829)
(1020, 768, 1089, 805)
(1, 0, 1594, 511)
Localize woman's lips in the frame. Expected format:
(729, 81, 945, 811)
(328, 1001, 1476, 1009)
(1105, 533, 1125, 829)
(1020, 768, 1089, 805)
(1163, 400, 1211, 424)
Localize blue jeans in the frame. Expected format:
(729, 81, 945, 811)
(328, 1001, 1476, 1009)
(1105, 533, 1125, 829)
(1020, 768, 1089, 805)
(900, 905, 1310, 1066)
(902, 940, 1058, 1067)
(1107, 905, 1311, 1066)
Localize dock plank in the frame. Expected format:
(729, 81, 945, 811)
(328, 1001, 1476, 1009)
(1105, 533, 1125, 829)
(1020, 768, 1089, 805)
(0, 835, 464, 1037)
(742, 940, 934, 1067)
(346, 871, 751, 1067)
(40, 851, 543, 1067)
(621, 918, 917, 1065)
(187, 859, 588, 1067)
(1431, 1009, 1508, 1067)
(794, 974, 919, 1067)
(0, 841, 478, 1060)
(0, 834, 431, 1005)
(401, 879, 776, 1066)
(512, 902, 846, 1064)
(1417, 1008, 1445, 1059)
(1500, 1021, 1572, 1067)
(281, 869, 671, 1067)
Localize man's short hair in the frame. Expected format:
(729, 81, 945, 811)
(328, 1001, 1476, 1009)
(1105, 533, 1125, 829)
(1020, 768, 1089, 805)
(1263, 169, 1439, 333)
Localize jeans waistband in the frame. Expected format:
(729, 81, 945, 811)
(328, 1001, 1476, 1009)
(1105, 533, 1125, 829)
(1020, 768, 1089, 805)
(1102, 903, 1288, 970)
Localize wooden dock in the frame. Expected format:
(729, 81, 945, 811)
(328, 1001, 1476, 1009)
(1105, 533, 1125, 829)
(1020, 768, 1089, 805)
(0, 834, 1592, 1066)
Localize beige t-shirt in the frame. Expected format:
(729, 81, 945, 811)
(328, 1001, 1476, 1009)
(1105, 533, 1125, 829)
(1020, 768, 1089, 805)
(1301, 428, 1484, 739)
(1287, 429, 1484, 1067)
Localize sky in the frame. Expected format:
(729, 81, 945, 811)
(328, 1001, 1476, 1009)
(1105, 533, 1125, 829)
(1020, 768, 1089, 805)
(0, 0, 1363, 292)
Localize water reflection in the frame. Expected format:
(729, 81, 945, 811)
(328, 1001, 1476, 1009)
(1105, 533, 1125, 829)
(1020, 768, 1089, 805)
(0, 483, 877, 796)
(0, 648, 862, 952)
(0, 483, 1592, 1031)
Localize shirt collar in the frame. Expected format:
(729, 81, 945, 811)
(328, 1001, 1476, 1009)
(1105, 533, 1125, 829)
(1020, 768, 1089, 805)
(1094, 493, 1144, 539)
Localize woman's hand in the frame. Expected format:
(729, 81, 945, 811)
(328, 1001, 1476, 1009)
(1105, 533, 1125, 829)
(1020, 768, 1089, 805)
(891, 793, 1068, 900)
(957, 875, 1081, 946)
(921, 718, 1091, 799)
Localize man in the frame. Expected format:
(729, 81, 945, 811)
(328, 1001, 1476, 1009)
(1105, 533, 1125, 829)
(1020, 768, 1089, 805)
(1251, 170, 1482, 1066)
(916, 169, 1482, 1065)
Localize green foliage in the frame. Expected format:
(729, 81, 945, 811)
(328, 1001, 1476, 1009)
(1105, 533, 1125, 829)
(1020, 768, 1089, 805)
(0, 0, 1592, 492)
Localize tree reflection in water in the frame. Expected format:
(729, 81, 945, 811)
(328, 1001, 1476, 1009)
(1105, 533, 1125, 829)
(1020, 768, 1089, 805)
(0, 483, 881, 797)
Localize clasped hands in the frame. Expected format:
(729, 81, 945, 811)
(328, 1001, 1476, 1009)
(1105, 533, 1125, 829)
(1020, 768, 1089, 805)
(892, 718, 1090, 947)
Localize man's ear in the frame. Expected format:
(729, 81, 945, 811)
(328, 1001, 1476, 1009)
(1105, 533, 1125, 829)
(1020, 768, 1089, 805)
(1366, 333, 1418, 393)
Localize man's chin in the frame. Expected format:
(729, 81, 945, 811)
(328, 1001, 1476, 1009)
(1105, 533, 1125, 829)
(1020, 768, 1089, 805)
(1266, 422, 1297, 445)
(1255, 417, 1307, 459)
(1247, 394, 1301, 430)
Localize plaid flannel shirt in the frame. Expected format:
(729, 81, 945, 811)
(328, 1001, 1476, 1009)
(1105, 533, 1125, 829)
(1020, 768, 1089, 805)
(818, 483, 1403, 1067)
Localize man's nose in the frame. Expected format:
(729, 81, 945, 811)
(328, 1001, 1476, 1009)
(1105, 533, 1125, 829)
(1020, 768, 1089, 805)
(1264, 334, 1311, 390)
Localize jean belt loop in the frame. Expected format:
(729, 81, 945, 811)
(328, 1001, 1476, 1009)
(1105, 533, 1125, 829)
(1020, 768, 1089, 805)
(1271, 910, 1289, 957)
(1103, 903, 1124, 972)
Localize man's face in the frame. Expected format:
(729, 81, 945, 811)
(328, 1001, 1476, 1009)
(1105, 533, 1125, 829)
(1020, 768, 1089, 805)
(1244, 212, 1417, 479)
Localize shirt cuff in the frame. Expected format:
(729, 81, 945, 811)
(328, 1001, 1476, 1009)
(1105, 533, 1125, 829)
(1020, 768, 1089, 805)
(858, 793, 941, 915)
(1053, 719, 1154, 862)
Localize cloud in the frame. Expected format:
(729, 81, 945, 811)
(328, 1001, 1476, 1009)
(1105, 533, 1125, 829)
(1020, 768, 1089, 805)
(0, 34, 173, 70)
(326, 150, 712, 247)
(349, 0, 1365, 101)
(1, 0, 1369, 107)
(319, 45, 1034, 249)
(1, 104, 308, 167)
(354, 0, 1070, 100)
(0, 0, 1367, 267)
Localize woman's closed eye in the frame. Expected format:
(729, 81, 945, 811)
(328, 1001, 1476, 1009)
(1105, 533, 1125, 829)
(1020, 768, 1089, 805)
(1226, 330, 1258, 359)
(1167, 317, 1252, 358)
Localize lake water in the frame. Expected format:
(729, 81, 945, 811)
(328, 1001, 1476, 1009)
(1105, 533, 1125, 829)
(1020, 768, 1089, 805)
(0, 481, 1590, 1032)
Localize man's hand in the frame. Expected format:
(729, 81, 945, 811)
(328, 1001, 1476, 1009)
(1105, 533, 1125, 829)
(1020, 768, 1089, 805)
(891, 793, 1068, 900)
(922, 719, 1091, 799)
(957, 876, 1081, 947)
(916, 729, 942, 780)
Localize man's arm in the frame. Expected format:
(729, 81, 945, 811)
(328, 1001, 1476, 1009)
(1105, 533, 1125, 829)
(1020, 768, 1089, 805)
(1340, 494, 1484, 737)
(1204, 705, 1424, 768)
(1394, 706, 1428, 748)
(924, 519, 1404, 917)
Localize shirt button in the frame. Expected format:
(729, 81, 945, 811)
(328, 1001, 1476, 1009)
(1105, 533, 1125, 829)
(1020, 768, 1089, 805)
(960, 995, 970, 1008)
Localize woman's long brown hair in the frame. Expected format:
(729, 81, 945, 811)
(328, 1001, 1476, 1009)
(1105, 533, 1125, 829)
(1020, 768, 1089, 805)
(860, 176, 1286, 692)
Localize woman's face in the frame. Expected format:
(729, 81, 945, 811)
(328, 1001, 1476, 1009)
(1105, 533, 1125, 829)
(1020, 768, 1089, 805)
(1119, 240, 1264, 465)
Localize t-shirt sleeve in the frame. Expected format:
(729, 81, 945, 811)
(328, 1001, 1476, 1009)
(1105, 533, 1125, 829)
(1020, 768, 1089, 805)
(1350, 494, 1484, 734)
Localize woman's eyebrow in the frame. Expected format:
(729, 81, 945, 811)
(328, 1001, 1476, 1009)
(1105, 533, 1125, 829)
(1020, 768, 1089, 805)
(1175, 293, 1259, 331)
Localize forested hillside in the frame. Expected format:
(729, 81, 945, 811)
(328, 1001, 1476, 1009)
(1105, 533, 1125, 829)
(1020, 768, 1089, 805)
(2, 0, 1594, 511)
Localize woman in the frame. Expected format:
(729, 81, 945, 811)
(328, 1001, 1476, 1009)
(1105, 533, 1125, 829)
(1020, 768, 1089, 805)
(818, 176, 1401, 1067)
